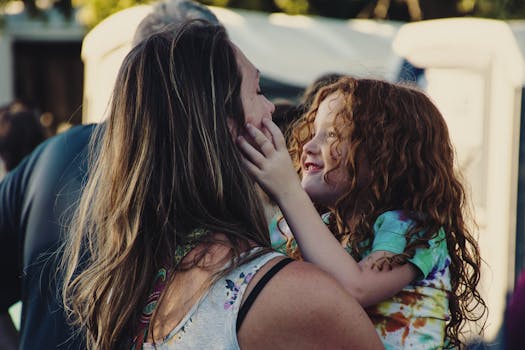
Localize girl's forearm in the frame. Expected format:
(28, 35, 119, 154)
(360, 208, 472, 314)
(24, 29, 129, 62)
(277, 188, 419, 306)
(276, 188, 364, 287)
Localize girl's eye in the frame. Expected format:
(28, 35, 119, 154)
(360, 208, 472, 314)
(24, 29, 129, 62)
(327, 131, 338, 138)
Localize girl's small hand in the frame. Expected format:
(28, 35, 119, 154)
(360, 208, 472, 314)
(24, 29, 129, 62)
(237, 118, 303, 202)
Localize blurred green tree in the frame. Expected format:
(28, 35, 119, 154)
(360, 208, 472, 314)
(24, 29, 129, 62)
(0, 0, 74, 18)
(274, 0, 308, 14)
(473, 0, 525, 19)
(1, 0, 524, 28)
(74, 0, 152, 28)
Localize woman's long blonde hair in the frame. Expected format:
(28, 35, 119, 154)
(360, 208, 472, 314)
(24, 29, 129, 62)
(61, 21, 270, 349)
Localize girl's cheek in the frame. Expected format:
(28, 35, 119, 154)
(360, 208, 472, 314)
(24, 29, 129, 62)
(331, 145, 343, 159)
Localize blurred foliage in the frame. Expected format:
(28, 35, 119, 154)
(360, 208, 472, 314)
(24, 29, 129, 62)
(474, 0, 525, 19)
(1, 0, 524, 28)
(0, 0, 73, 18)
(274, 0, 308, 14)
(196, 0, 525, 21)
(199, 0, 279, 12)
(73, 0, 153, 28)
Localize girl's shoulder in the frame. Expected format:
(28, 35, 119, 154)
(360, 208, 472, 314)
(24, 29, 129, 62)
(373, 210, 447, 241)
(373, 210, 414, 234)
(370, 210, 449, 278)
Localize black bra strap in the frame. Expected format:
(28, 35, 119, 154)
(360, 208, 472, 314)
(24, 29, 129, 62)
(236, 257, 294, 331)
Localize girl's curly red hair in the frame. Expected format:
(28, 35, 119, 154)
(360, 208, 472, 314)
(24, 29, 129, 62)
(289, 76, 487, 347)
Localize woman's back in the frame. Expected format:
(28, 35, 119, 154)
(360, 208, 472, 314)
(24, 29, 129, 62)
(145, 246, 282, 349)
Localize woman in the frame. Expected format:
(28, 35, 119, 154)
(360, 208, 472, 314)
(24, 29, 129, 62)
(60, 21, 382, 350)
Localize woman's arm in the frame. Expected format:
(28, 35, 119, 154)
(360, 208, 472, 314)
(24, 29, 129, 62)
(237, 119, 417, 306)
(237, 259, 384, 349)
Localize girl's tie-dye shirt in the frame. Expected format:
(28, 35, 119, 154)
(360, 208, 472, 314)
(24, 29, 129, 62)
(363, 210, 451, 349)
(269, 213, 289, 254)
(269, 210, 451, 349)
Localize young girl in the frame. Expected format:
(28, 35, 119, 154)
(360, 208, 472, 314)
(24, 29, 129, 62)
(238, 76, 487, 349)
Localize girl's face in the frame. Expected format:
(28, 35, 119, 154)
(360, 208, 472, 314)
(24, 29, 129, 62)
(234, 45, 275, 129)
(301, 92, 351, 207)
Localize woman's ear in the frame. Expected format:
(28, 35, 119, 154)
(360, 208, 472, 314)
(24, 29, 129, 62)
(227, 118, 237, 138)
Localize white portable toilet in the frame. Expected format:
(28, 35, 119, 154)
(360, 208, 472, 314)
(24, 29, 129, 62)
(0, 34, 13, 106)
(394, 18, 524, 342)
(81, 5, 154, 124)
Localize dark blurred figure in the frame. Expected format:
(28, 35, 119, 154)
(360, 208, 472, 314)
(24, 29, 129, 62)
(506, 269, 525, 350)
(0, 102, 47, 172)
(272, 99, 301, 143)
(396, 59, 426, 87)
(299, 72, 344, 114)
(131, 0, 217, 44)
(0, 124, 94, 350)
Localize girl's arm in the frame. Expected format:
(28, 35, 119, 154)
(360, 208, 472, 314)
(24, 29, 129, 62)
(237, 118, 418, 306)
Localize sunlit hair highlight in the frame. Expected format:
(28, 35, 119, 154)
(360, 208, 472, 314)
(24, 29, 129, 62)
(289, 76, 487, 347)
(61, 21, 270, 349)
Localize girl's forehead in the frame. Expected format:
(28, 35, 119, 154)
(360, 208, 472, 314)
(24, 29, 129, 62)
(314, 92, 345, 125)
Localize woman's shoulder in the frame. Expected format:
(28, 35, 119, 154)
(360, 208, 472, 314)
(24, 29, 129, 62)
(237, 259, 383, 349)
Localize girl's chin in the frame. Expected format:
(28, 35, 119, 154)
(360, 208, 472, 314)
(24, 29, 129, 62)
(302, 190, 331, 207)
(301, 183, 341, 208)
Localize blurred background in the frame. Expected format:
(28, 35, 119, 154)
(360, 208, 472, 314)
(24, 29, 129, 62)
(1, 0, 524, 133)
(2, 0, 525, 347)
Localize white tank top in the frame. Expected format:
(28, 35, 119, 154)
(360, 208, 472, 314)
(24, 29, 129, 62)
(142, 249, 285, 350)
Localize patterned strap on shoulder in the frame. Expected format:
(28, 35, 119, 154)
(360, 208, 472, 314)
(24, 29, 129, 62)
(131, 228, 208, 350)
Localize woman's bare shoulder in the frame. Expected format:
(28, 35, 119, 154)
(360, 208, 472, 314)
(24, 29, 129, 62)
(238, 260, 383, 350)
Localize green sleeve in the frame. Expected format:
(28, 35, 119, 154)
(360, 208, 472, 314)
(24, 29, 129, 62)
(370, 211, 446, 278)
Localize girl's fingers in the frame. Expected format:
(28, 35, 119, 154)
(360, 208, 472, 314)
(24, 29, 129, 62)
(262, 118, 287, 150)
(237, 135, 266, 168)
(262, 124, 272, 143)
(246, 123, 275, 156)
(240, 154, 262, 178)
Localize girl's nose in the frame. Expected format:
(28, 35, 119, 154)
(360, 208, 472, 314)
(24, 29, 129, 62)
(303, 136, 319, 155)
